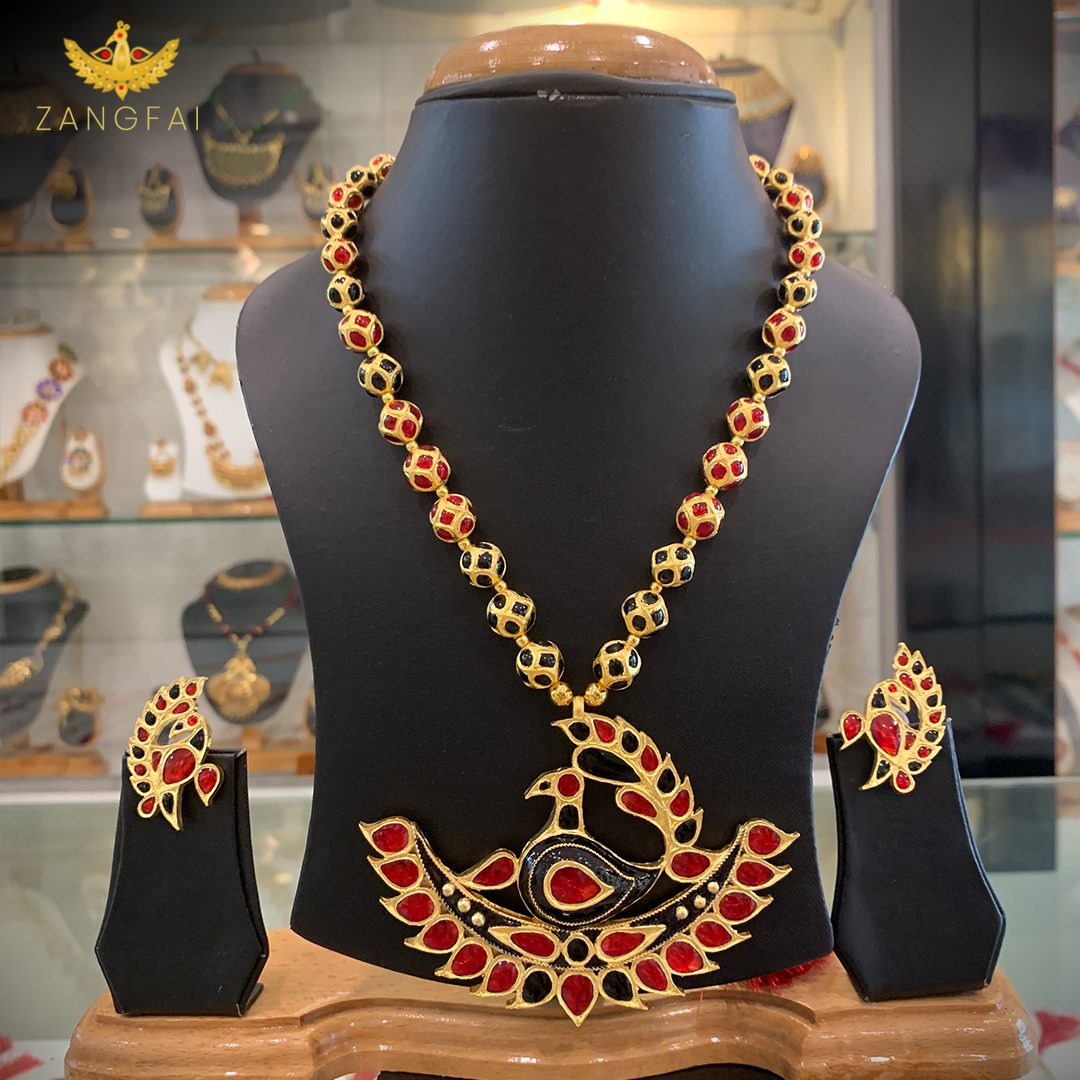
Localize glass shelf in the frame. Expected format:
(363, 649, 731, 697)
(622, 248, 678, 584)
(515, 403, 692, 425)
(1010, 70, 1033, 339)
(0, 512, 278, 528)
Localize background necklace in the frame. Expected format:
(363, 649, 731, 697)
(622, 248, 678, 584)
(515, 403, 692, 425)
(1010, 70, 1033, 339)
(0, 573, 76, 690)
(203, 581, 300, 721)
(319, 153, 824, 1023)
(176, 321, 266, 492)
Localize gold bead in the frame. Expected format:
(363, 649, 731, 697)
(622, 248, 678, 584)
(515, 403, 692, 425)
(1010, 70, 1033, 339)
(516, 640, 565, 690)
(435, 485, 449, 499)
(584, 683, 608, 707)
(378, 399, 423, 445)
(380, 391, 395, 404)
(404, 441, 419, 454)
(730, 436, 745, 448)
(592, 639, 641, 690)
(327, 181, 363, 211)
(726, 398, 770, 442)
(627, 634, 641, 648)
(708, 881, 720, 894)
(684, 537, 697, 548)
(675, 905, 689, 920)
(705, 484, 719, 496)
(747, 353, 791, 398)
(652, 543, 696, 587)
(494, 581, 509, 593)
(369, 153, 395, 181)
(460, 542, 506, 588)
(694, 895, 707, 909)
(327, 272, 363, 310)
(778, 272, 818, 309)
(621, 590, 668, 637)
(366, 346, 381, 357)
(487, 589, 535, 638)
(457, 897, 471, 913)
(550, 683, 574, 707)
(442, 883, 454, 897)
(471, 911, 485, 927)
(752, 392, 766, 404)
(515, 634, 531, 648)
(762, 308, 806, 352)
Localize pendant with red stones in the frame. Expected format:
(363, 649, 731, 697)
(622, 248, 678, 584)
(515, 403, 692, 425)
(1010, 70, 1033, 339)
(726, 398, 771, 442)
(378, 399, 423, 444)
(701, 442, 748, 489)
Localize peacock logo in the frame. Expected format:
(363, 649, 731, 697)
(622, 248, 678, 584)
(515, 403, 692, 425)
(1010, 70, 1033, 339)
(64, 21, 178, 101)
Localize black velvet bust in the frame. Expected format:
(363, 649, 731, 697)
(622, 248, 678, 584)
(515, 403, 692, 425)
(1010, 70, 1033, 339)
(237, 68, 921, 984)
(181, 560, 307, 727)
(1, 566, 88, 741)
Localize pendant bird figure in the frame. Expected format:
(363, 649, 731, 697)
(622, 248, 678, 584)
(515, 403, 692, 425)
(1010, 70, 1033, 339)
(363, 708, 799, 1023)
(65, 21, 179, 101)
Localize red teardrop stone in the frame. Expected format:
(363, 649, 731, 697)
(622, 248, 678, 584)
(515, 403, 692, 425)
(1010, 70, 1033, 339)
(473, 856, 515, 887)
(172, 702, 190, 714)
(510, 931, 556, 958)
(561, 974, 594, 1016)
(132, 763, 147, 776)
(640, 746, 659, 772)
(621, 791, 657, 817)
(197, 766, 218, 794)
(486, 959, 519, 994)
(747, 825, 782, 856)
(151, 751, 161, 768)
(904, 730, 917, 749)
(372, 822, 410, 853)
(670, 790, 690, 817)
(899, 672, 915, 689)
(736, 862, 773, 887)
(695, 921, 733, 948)
(666, 941, 703, 973)
(186, 682, 198, 695)
(599, 931, 646, 958)
(921, 676, 934, 690)
(636, 958, 668, 991)
(381, 859, 420, 888)
(897, 653, 909, 666)
(136, 728, 149, 742)
(929, 711, 942, 723)
(895, 771, 912, 791)
(396, 893, 435, 923)
(140, 797, 156, 814)
(671, 851, 712, 878)
(451, 943, 488, 976)
(842, 713, 862, 740)
(156, 696, 166, 710)
(917, 746, 933, 758)
(558, 773, 581, 797)
(549, 865, 601, 905)
(422, 919, 459, 951)
(719, 892, 756, 921)
(594, 720, 615, 742)
(162, 747, 195, 785)
(870, 713, 902, 756)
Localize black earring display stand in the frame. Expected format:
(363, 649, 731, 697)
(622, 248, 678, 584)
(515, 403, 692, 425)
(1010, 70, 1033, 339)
(827, 727, 1006, 1001)
(187, 60, 321, 235)
(237, 69, 921, 985)
(1, 566, 89, 753)
(96, 748, 268, 1016)
(181, 561, 307, 729)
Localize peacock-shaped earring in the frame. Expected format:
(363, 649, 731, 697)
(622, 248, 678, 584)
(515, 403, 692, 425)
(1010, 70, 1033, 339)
(128, 677, 222, 831)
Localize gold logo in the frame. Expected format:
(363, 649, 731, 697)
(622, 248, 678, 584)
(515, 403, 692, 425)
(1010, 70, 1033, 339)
(64, 21, 178, 101)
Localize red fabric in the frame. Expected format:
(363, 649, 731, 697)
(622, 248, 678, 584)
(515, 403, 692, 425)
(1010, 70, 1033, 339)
(742, 955, 830, 993)
(1036, 1009, 1080, 1053)
(0, 1053, 45, 1080)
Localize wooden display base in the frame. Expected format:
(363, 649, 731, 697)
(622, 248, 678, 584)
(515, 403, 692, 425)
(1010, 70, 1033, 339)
(66, 928, 1034, 1080)
(0, 747, 107, 779)
(138, 497, 276, 519)
(240, 727, 315, 774)
(0, 497, 108, 521)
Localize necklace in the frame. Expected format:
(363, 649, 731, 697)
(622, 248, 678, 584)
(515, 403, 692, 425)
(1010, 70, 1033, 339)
(201, 85, 309, 188)
(319, 153, 824, 1023)
(0, 344, 77, 488)
(0, 573, 76, 690)
(203, 581, 300, 721)
(215, 561, 287, 591)
(175, 322, 266, 492)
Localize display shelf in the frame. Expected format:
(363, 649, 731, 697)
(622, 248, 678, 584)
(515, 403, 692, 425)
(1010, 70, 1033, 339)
(0, 511, 277, 528)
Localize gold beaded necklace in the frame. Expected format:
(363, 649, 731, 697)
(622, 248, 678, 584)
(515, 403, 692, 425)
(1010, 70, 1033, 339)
(318, 153, 826, 1023)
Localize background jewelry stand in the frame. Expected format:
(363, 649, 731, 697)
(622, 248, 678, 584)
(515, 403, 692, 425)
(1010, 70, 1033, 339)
(181, 560, 312, 773)
(142, 283, 275, 519)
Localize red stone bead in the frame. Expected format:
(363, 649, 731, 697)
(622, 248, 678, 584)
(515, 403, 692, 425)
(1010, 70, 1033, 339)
(666, 941, 703, 973)
(899, 672, 915, 689)
(186, 682, 198, 695)
(156, 696, 166, 710)
(136, 728, 149, 742)
(917, 746, 933, 758)
(621, 791, 657, 818)
(702, 442, 748, 490)
(187, 717, 198, 726)
(162, 747, 195, 785)
(172, 702, 190, 714)
(561, 974, 594, 1016)
(381, 859, 420, 888)
(599, 931, 646, 958)
(133, 763, 147, 776)
(594, 719, 616, 743)
(549, 865, 602, 905)
(486, 960, 519, 994)
(197, 767, 218, 795)
(510, 931, 556, 958)
(897, 654, 909, 666)
(726, 398, 770, 443)
(473, 856, 516, 887)
(558, 773, 581, 797)
(747, 825, 782, 856)
(451, 943, 488, 977)
(870, 713, 902, 756)
(736, 862, 773, 887)
(670, 790, 690, 817)
(676, 492, 724, 540)
(718, 892, 756, 921)
(396, 893, 435, 923)
(635, 958, 668, 991)
(372, 822, 410, 853)
(920, 676, 934, 690)
(895, 771, 912, 791)
(904, 730, 917, 750)
(140, 797, 156, 814)
(640, 746, 659, 772)
(842, 713, 862, 740)
(671, 851, 712, 879)
(694, 921, 733, 948)
(422, 919, 460, 951)
(888, 684, 898, 693)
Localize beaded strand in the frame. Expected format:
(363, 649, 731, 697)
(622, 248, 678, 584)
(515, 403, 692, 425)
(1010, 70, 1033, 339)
(319, 153, 824, 710)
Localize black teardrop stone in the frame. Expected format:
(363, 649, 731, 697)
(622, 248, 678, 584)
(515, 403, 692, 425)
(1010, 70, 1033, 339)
(621, 731, 639, 754)
(569, 722, 590, 741)
(658, 769, 676, 793)
(577, 747, 639, 785)
(602, 971, 635, 1002)
(675, 820, 697, 845)
(521, 970, 552, 1004)
(559, 806, 579, 830)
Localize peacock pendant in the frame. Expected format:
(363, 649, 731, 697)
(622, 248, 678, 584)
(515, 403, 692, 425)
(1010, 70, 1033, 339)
(206, 644, 271, 722)
(363, 705, 798, 1024)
